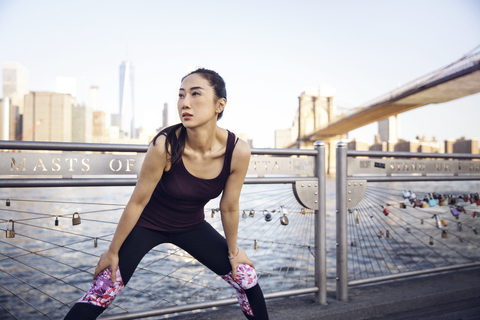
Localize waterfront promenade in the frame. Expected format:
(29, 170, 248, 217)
(167, 266, 480, 320)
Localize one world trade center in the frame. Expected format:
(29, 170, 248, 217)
(119, 60, 134, 138)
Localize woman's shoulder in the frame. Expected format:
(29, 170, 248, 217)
(231, 136, 251, 169)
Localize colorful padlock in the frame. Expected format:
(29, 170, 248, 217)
(438, 214, 447, 227)
(451, 208, 459, 218)
(382, 204, 389, 216)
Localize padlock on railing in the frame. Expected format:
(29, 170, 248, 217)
(457, 222, 462, 232)
(441, 229, 448, 239)
(242, 210, 247, 219)
(72, 212, 81, 225)
(264, 212, 272, 222)
(400, 202, 407, 209)
(403, 190, 411, 199)
(449, 195, 458, 205)
(6, 219, 15, 238)
(414, 199, 423, 208)
(386, 230, 390, 238)
(55, 216, 59, 226)
(421, 201, 429, 208)
(463, 194, 469, 203)
(428, 194, 436, 207)
(355, 212, 359, 225)
(382, 204, 389, 216)
(369, 208, 373, 218)
(432, 214, 442, 229)
(451, 208, 459, 219)
(254, 239, 258, 250)
(429, 236, 434, 245)
(473, 193, 480, 205)
(473, 226, 478, 235)
(301, 208, 306, 215)
(439, 195, 447, 206)
(94, 237, 98, 248)
(280, 205, 289, 225)
(249, 210, 255, 218)
(421, 219, 424, 225)
(457, 206, 465, 213)
(438, 213, 447, 227)
(6, 198, 10, 206)
(211, 209, 215, 218)
(280, 214, 289, 226)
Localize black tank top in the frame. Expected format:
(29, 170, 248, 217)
(136, 130, 237, 232)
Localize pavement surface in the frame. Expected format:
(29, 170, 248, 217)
(162, 267, 480, 320)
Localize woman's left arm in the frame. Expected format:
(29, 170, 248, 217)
(219, 139, 253, 278)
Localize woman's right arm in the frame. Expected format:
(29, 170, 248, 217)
(93, 135, 168, 282)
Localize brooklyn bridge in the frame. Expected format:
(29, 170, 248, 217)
(275, 49, 480, 173)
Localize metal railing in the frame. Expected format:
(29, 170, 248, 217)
(335, 142, 480, 301)
(0, 140, 327, 319)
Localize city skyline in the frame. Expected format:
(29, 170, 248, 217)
(0, 0, 479, 147)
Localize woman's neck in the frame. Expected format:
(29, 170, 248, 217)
(184, 123, 220, 154)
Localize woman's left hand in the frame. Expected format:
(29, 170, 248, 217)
(229, 248, 254, 278)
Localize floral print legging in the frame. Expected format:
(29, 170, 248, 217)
(64, 222, 269, 320)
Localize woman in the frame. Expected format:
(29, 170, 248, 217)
(64, 69, 269, 319)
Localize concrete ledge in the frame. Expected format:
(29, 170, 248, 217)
(166, 266, 480, 320)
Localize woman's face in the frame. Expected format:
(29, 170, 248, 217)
(178, 73, 225, 128)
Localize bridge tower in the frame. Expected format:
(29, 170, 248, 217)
(275, 86, 345, 174)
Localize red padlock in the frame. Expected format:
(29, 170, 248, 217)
(382, 205, 389, 216)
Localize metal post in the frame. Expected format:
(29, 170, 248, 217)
(314, 141, 327, 305)
(336, 142, 348, 301)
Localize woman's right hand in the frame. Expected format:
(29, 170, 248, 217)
(93, 249, 119, 282)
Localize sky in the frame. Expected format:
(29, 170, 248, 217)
(0, 0, 479, 147)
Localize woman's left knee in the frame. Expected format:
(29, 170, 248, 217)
(234, 264, 258, 290)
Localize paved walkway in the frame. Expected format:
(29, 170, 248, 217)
(165, 267, 480, 320)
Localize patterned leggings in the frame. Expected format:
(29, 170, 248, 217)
(64, 222, 269, 320)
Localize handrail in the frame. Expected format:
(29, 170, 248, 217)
(0, 140, 317, 157)
(347, 150, 480, 160)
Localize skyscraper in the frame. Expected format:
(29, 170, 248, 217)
(162, 103, 168, 128)
(2, 61, 29, 139)
(72, 104, 93, 143)
(119, 60, 134, 138)
(378, 115, 400, 143)
(23, 92, 74, 142)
